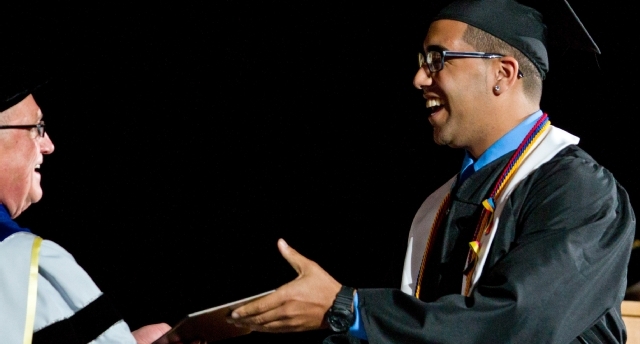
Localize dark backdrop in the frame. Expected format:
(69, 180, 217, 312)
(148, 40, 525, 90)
(5, 2, 637, 343)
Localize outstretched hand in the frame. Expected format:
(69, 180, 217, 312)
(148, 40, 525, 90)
(131, 323, 171, 344)
(227, 238, 342, 332)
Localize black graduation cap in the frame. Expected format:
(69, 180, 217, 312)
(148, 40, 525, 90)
(0, 82, 33, 113)
(432, 0, 600, 79)
(0, 53, 47, 112)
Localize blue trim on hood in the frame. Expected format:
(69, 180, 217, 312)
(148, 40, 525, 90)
(0, 205, 30, 241)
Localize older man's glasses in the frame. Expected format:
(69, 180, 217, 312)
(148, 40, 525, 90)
(0, 121, 46, 138)
(419, 47, 524, 78)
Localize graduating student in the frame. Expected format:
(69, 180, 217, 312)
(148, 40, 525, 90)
(0, 70, 170, 342)
(227, 0, 636, 343)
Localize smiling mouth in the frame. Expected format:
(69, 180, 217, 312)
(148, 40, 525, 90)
(35, 164, 41, 172)
(426, 98, 445, 115)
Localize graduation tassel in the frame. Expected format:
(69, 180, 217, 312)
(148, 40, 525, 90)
(482, 198, 495, 212)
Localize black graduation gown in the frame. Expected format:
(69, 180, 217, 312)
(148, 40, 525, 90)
(339, 145, 635, 344)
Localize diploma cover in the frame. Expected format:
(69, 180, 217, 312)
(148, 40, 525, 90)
(153, 290, 274, 343)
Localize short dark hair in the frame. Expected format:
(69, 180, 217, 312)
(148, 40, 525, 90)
(462, 24, 542, 102)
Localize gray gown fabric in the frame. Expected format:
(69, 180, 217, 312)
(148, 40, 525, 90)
(331, 144, 635, 344)
(0, 232, 136, 344)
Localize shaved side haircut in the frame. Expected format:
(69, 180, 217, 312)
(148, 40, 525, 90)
(462, 24, 543, 102)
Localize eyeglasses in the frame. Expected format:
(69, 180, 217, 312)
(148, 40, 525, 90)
(419, 46, 524, 78)
(0, 120, 46, 138)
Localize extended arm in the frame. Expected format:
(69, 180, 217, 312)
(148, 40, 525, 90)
(357, 151, 635, 343)
(228, 150, 635, 343)
(229, 239, 342, 332)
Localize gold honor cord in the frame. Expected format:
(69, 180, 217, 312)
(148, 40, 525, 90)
(463, 118, 550, 295)
(415, 114, 551, 299)
(23, 236, 42, 344)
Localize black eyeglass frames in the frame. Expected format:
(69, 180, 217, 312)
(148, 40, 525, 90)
(0, 120, 46, 138)
(419, 48, 524, 78)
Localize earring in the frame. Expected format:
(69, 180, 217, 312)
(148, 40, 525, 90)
(494, 85, 500, 92)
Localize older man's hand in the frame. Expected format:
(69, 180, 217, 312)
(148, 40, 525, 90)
(131, 323, 171, 344)
(227, 239, 342, 332)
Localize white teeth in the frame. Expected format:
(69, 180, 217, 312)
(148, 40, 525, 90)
(426, 98, 444, 108)
(35, 164, 41, 169)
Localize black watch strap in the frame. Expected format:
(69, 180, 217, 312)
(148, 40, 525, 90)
(327, 285, 355, 333)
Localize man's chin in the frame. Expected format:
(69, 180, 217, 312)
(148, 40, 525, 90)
(433, 132, 448, 146)
(433, 136, 446, 146)
(28, 188, 44, 205)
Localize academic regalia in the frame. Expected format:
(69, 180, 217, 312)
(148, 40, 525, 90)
(0, 58, 136, 343)
(351, 128, 635, 343)
(323, 0, 636, 342)
(0, 206, 136, 344)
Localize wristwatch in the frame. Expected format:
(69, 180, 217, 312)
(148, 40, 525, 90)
(326, 285, 355, 333)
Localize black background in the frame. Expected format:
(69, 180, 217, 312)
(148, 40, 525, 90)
(5, 2, 638, 343)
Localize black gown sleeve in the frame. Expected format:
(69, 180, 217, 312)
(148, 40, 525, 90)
(357, 146, 636, 344)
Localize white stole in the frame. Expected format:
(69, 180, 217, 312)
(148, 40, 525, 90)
(400, 126, 580, 296)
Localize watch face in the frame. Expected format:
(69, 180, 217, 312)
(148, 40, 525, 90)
(328, 309, 354, 332)
(328, 286, 355, 333)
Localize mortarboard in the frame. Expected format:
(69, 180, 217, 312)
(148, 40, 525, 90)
(0, 53, 47, 113)
(432, 0, 600, 79)
(0, 83, 34, 113)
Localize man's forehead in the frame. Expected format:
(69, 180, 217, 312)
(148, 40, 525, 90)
(20, 96, 41, 117)
(423, 20, 471, 51)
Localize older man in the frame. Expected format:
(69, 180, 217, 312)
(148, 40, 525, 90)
(228, 0, 636, 343)
(0, 84, 169, 342)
